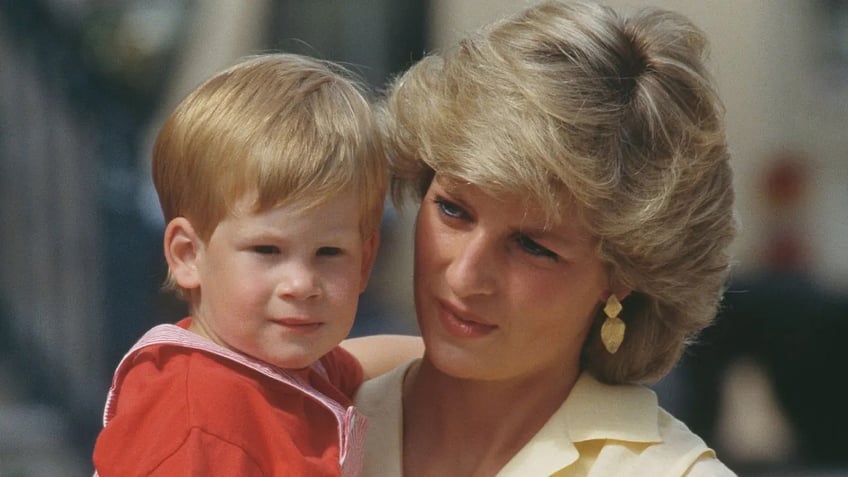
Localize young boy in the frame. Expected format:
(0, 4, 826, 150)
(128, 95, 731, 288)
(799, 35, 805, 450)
(93, 54, 393, 476)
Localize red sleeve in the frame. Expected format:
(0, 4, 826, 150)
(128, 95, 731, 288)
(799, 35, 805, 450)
(147, 429, 265, 476)
(319, 346, 364, 399)
(101, 422, 313, 477)
(94, 350, 195, 475)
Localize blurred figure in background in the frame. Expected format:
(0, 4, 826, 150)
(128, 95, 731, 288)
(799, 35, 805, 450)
(680, 149, 848, 472)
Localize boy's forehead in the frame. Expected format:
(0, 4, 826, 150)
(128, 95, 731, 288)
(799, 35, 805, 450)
(224, 185, 361, 222)
(229, 185, 361, 217)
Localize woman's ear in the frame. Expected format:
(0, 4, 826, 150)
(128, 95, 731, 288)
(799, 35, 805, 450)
(611, 287, 632, 302)
(164, 217, 202, 291)
(600, 286, 632, 308)
(359, 231, 381, 293)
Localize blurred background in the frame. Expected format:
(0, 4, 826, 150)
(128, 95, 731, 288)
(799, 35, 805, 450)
(0, 0, 846, 476)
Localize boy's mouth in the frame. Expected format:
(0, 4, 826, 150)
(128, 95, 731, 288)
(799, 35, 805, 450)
(271, 318, 323, 332)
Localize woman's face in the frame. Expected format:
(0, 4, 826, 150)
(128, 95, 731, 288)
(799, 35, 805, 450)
(414, 175, 609, 384)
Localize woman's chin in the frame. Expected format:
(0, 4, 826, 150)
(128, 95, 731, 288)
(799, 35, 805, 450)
(424, 342, 500, 381)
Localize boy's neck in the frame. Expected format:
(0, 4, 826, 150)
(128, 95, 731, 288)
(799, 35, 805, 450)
(186, 316, 320, 378)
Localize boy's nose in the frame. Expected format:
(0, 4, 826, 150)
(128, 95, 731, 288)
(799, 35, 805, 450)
(276, 264, 321, 300)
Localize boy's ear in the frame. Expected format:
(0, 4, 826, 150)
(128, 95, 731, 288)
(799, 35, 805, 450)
(359, 231, 381, 293)
(164, 217, 202, 291)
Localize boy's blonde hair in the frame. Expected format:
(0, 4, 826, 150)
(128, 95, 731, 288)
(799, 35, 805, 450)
(153, 53, 386, 293)
(382, 1, 735, 384)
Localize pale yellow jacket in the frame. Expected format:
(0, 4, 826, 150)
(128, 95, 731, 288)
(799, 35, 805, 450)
(355, 359, 735, 477)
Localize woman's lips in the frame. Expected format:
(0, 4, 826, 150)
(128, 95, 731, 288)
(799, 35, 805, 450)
(437, 301, 497, 338)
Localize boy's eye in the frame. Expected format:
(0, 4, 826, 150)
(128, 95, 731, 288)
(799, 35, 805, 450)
(516, 235, 559, 260)
(435, 198, 467, 220)
(253, 245, 280, 255)
(317, 247, 342, 257)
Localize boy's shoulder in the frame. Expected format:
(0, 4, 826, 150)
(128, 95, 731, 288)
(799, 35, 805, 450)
(119, 333, 358, 405)
(95, 343, 353, 476)
(105, 342, 324, 445)
(124, 340, 308, 402)
(106, 323, 362, 428)
(112, 343, 266, 417)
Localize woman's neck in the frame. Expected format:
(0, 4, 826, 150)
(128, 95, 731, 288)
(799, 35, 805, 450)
(401, 358, 581, 477)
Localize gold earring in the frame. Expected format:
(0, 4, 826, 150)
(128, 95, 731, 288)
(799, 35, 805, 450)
(600, 295, 625, 354)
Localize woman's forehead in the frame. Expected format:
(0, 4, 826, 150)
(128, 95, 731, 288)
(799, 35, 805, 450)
(437, 169, 574, 211)
(436, 175, 592, 240)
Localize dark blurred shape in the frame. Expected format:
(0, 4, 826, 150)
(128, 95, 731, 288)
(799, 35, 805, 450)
(761, 151, 812, 272)
(0, 1, 190, 465)
(677, 148, 848, 471)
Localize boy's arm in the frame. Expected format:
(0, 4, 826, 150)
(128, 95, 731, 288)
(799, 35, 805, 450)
(341, 334, 424, 380)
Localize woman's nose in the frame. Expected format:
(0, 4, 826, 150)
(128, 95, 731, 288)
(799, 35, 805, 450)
(445, 231, 498, 298)
(276, 262, 322, 300)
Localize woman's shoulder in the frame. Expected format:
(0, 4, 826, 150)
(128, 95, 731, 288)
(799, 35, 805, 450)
(576, 375, 736, 476)
(353, 359, 416, 477)
(651, 407, 737, 476)
(510, 373, 737, 476)
(354, 357, 416, 407)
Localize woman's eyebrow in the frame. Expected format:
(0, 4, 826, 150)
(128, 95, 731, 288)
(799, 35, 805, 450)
(434, 178, 467, 196)
(518, 222, 595, 248)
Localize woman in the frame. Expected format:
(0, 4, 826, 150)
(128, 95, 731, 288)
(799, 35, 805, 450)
(355, 1, 737, 476)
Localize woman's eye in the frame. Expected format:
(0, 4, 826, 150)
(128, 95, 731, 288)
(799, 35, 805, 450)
(253, 245, 279, 255)
(434, 198, 467, 220)
(317, 247, 342, 257)
(516, 235, 558, 260)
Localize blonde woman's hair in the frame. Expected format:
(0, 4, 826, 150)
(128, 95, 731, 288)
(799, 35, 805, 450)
(382, 0, 736, 384)
(154, 53, 386, 294)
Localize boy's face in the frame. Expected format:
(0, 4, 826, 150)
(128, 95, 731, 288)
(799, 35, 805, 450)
(187, 188, 376, 369)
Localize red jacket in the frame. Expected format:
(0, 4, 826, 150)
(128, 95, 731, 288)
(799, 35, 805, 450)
(93, 320, 364, 476)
